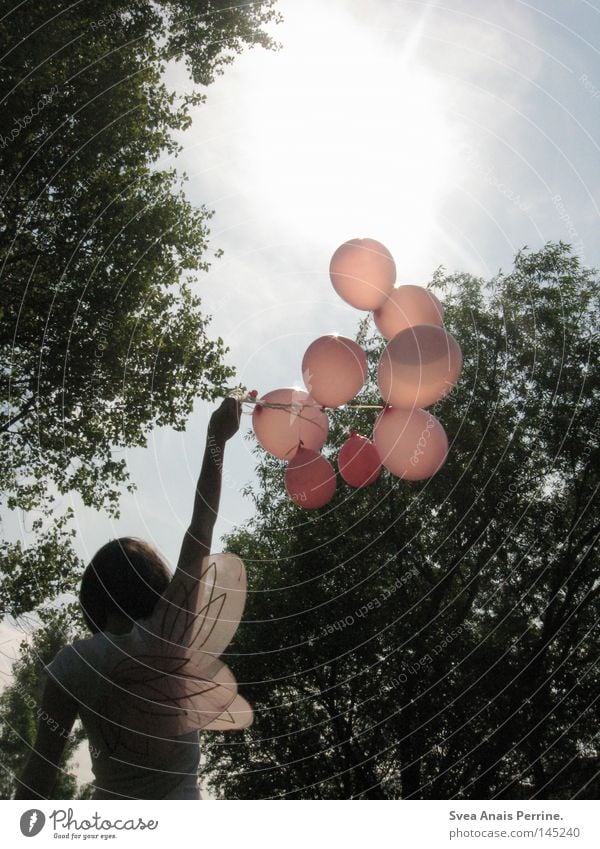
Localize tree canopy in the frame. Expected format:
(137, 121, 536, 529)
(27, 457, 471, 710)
(0, 606, 92, 799)
(0, 1, 280, 617)
(199, 243, 600, 799)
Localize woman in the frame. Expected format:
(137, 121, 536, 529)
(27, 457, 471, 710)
(15, 396, 252, 800)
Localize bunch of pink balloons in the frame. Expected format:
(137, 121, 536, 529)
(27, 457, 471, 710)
(251, 238, 463, 509)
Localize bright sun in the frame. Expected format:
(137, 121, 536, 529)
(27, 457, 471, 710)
(235, 2, 458, 273)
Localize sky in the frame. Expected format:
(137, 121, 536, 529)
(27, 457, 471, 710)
(90, 0, 599, 567)
(3, 0, 600, 790)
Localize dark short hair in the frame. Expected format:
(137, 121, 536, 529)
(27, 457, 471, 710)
(79, 538, 172, 634)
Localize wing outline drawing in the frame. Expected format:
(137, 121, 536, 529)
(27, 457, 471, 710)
(100, 553, 253, 753)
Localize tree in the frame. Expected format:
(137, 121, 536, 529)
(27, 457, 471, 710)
(0, 606, 92, 799)
(199, 243, 600, 800)
(0, 1, 280, 617)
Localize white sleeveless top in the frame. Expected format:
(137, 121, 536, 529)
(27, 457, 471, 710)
(45, 628, 202, 800)
(44, 554, 253, 800)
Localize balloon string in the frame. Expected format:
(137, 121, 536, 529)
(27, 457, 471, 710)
(239, 397, 385, 413)
(343, 404, 385, 410)
(243, 400, 326, 428)
(226, 389, 385, 412)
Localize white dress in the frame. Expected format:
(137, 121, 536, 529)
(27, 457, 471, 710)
(44, 554, 253, 800)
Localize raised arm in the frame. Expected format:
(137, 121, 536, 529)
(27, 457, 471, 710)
(174, 396, 241, 578)
(106, 396, 253, 734)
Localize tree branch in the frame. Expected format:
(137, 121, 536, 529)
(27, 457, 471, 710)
(1, 398, 35, 433)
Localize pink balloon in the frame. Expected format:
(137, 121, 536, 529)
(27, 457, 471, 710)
(374, 285, 444, 340)
(285, 447, 337, 509)
(302, 335, 368, 408)
(252, 389, 328, 460)
(338, 432, 382, 488)
(378, 324, 462, 409)
(373, 407, 448, 480)
(330, 238, 396, 310)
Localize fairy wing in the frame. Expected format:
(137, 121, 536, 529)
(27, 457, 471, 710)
(144, 552, 248, 661)
(202, 695, 254, 730)
(103, 553, 253, 742)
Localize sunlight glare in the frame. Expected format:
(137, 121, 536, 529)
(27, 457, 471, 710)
(236, 4, 459, 271)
